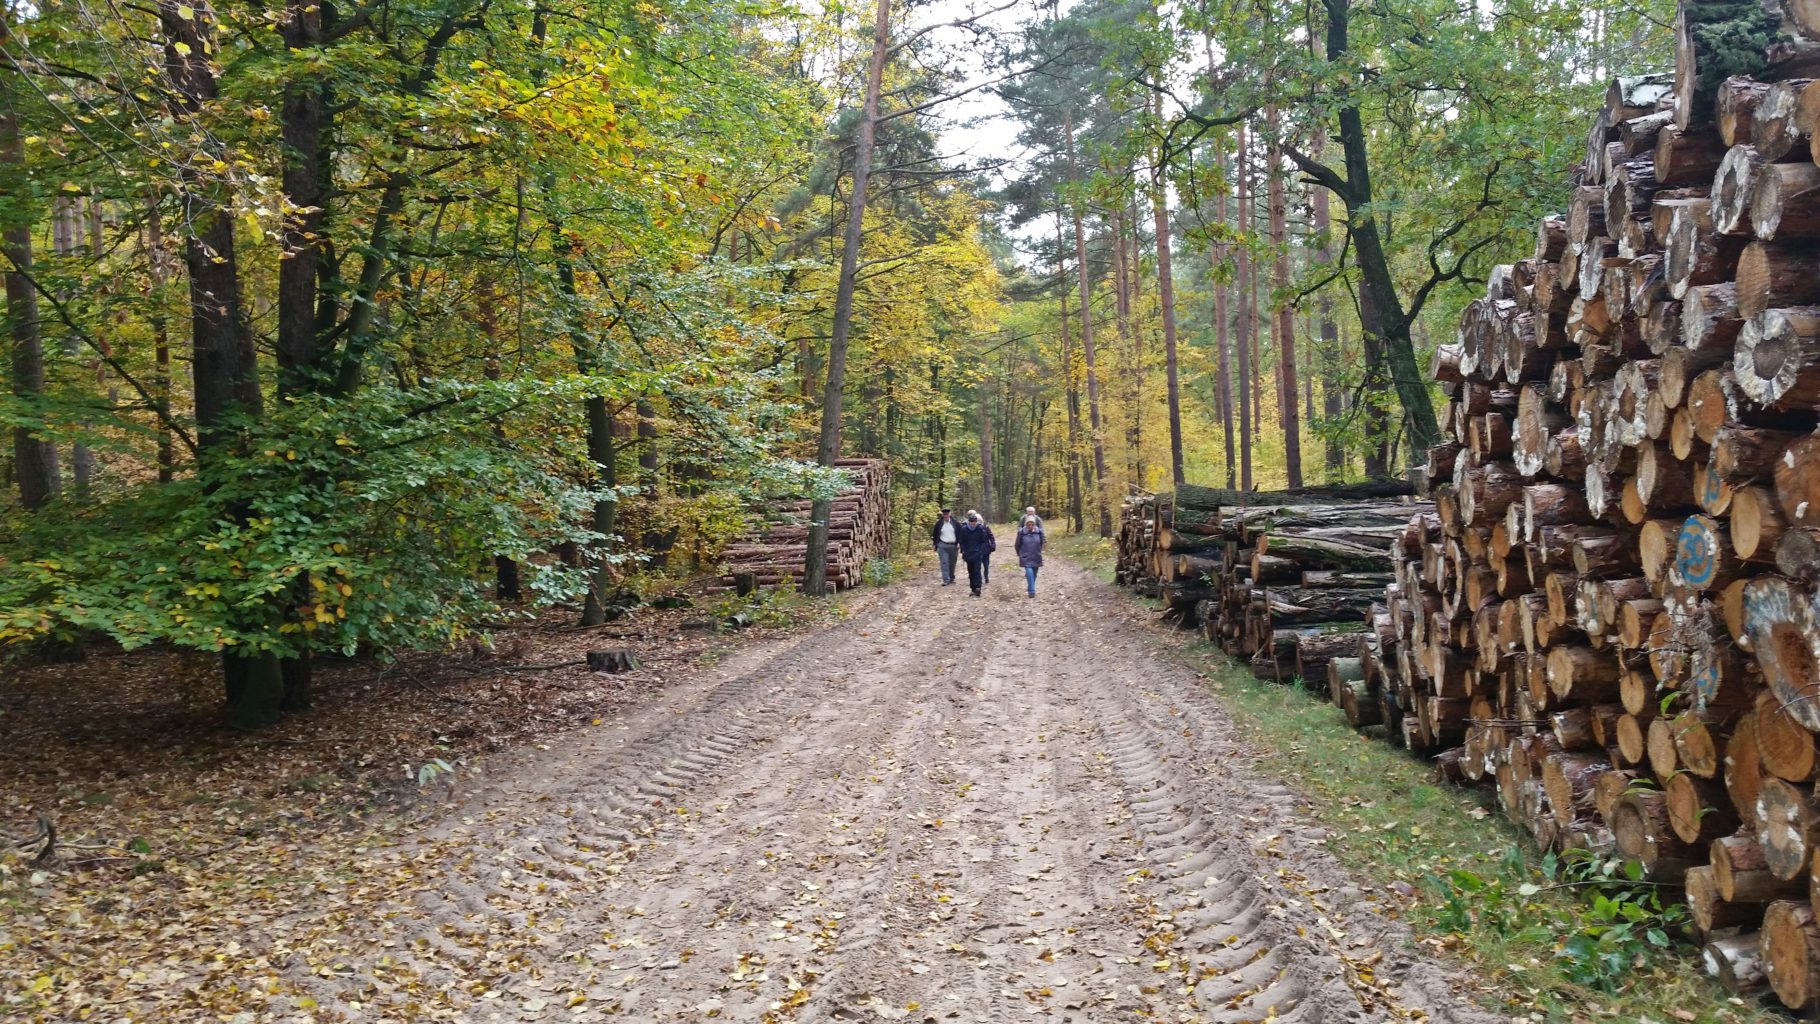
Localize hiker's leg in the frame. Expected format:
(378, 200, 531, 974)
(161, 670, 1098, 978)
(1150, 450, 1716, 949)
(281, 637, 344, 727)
(1025, 565, 1037, 596)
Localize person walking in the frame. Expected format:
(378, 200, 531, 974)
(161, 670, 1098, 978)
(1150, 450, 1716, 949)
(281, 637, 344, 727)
(1023, 505, 1044, 529)
(1015, 515, 1045, 598)
(957, 510, 996, 597)
(930, 507, 960, 586)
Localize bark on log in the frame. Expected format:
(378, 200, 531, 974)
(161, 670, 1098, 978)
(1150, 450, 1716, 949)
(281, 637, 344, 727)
(1765, 900, 1820, 1009)
(1739, 241, 1820, 318)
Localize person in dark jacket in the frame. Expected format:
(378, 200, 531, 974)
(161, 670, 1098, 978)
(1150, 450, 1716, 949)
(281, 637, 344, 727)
(1014, 516, 1045, 597)
(956, 511, 996, 597)
(930, 508, 960, 585)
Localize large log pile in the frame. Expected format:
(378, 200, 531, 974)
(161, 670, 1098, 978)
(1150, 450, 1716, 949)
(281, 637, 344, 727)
(1115, 483, 1425, 682)
(719, 459, 891, 592)
(1326, 4, 1820, 1008)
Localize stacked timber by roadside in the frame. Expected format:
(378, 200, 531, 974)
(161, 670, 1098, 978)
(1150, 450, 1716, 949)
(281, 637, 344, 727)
(719, 459, 891, 592)
(1331, 4, 1820, 1008)
(1113, 482, 1425, 682)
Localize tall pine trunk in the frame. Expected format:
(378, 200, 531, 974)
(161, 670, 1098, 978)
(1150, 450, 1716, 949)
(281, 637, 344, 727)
(1063, 111, 1112, 536)
(1312, 132, 1345, 480)
(804, 0, 890, 593)
(1213, 146, 1236, 489)
(1233, 123, 1254, 491)
(1056, 212, 1084, 532)
(978, 378, 994, 521)
(1150, 93, 1185, 486)
(1266, 105, 1301, 486)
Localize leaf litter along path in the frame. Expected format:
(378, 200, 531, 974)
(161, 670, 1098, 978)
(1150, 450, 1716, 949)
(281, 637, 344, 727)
(10, 557, 1501, 1024)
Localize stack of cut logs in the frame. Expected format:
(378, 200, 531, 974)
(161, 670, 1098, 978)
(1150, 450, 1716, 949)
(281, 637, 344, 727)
(1114, 482, 1424, 682)
(718, 458, 891, 592)
(1336, 3, 1820, 1009)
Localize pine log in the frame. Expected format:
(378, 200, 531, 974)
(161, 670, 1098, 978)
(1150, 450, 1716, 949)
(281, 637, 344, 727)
(1673, 706, 1736, 779)
(1738, 307, 1820, 406)
(1743, 575, 1820, 732)
(1730, 711, 1769, 832)
(1757, 777, 1820, 881)
(1687, 866, 1757, 937)
(1735, 484, 1790, 561)
(1718, 77, 1774, 144)
(1750, 161, 1820, 239)
(1670, 770, 1742, 843)
(1611, 787, 1700, 881)
(1669, 201, 1748, 298)
(1777, 526, 1820, 582)
(1657, 121, 1729, 185)
(1542, 750, 1611, 826)
(1777, 435, 1820, 530)
(1765, 900, 1820, 1009)
(1677, 514, 1743, 591)
(1750, 77, 1816, 162)
(1714, 144, 1765, 235)
(1714, 832, 1805, 902)
(1682, 281, 1744, 350)
(1739, 240, 1820, 318)
(1703, 931, 1770, 996)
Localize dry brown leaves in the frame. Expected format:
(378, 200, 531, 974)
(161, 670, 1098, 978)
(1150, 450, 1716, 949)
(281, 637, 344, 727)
(0, 605, 759, 1022)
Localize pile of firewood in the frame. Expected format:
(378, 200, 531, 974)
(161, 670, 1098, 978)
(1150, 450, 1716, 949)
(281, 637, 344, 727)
(1335, 3, 1820, 1008)
(1114, 482, 1423, 681)
(718, 458, 891, 592)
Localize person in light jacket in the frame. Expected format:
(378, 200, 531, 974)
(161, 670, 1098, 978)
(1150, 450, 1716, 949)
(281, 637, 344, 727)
(956, 511, 996, 597)
(1014, 516, 1045, 598)
(930, 508, 960, 586)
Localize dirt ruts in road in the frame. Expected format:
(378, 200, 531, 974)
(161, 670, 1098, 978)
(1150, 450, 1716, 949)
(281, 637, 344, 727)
(260, 557, 1499, 1023)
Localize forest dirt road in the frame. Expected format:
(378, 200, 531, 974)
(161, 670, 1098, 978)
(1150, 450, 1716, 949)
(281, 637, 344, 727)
(263, 554, 1498, 1024)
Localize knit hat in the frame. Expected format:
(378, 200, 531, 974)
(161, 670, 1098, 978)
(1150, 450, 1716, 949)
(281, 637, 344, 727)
(967, 509, 980, 521)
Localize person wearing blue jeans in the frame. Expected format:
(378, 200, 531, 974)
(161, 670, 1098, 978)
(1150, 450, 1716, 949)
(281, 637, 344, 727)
(1014, 516, 1044, 598)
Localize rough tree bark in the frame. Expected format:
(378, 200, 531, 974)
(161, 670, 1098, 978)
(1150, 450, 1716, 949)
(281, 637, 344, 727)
(1064, 110, 1113, 536)
(1151, 92, 1186, 486)
(1266, 104, 1303, 486)
(1214, 146, 1237, 489)
(804, 0, 889, 592)
(1235, 122, 1255, 490)
(160, 0, 282, 726)
(0, 17, 60, 509)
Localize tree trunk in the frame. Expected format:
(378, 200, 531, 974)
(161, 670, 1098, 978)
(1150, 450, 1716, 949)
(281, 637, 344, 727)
(1235, 122, 1255, 490)
(805, 0, 890, 593)
(0, 29, 60, 510)
(1294, 0, 1441, 459)
(1056, 210, 1084, 532)
(1214, 149, 1237, 489)
(161, 0, 280, 726)
(1312, 133, 1344, 480)
(1064, 110, 1113, 537)
(146, 197, 174, 484)
(1151, 93, 1186, 486)
(1266, 105, 1302, 486)
(978, 377, 994, 521)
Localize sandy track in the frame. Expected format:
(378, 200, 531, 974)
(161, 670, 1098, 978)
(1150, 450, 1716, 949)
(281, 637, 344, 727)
(264, 555, 1498, 1024)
